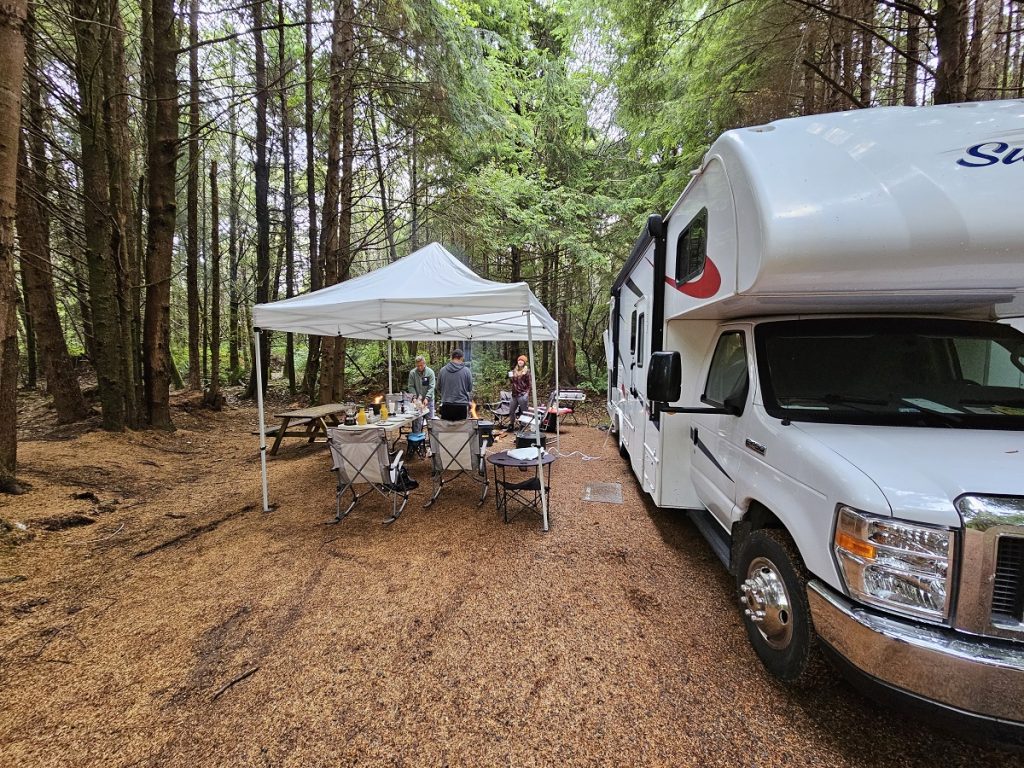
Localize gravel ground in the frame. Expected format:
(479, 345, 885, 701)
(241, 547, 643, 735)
(0, 401, 1020, 767)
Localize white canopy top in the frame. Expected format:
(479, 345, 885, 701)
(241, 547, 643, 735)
(251, 242, 559, 341)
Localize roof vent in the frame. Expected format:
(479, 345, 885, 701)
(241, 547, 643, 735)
(747, 124, 775, 133)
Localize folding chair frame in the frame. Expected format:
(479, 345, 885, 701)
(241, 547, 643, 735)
(424, 420, 488, 509)
(329, 430, 409, 525)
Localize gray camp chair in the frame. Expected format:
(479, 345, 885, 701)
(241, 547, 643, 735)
(327, 427, 408, 524)
(487, 390, 513, 426)
(424, 418, 488, 508)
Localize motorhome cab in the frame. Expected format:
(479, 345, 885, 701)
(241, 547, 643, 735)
(606, 100, 1024, 741)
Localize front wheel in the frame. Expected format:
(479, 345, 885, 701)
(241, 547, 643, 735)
(736, 529, 827, 686)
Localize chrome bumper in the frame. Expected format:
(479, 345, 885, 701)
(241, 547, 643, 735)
(808, 581, 1024, 726)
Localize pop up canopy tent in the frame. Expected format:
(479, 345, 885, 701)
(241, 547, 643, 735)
(251, 242, 560, 528)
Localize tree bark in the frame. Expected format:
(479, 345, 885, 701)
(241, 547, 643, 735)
(143, 0, 178, 429)
(278, 0, 296, 393)
(207, 159, 221, 405)
(301, 0, 320, 400)
(935, 0, 969, 104)
(228, 92, 240, 377)
(17, 133, 88, 422)
(333, 0, 356, 401)
(317, 0, 346, 404)
(186, 0, 201, 390)
(72, 0, 127, 431)
(105, 0, 140, 427)
(247, 0, 271, 399)
(0, 0, 27, 492)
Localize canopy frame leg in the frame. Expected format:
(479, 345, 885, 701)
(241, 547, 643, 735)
(526, 311, 548, 532)
(255, 329, 270, 512)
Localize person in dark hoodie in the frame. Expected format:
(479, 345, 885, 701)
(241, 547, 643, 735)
(437, 348, 473, 420)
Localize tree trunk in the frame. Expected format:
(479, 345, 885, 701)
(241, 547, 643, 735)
(904, 12, 920, 105)
(333, 0, 356, 401)
(368, 94, 397, 262)
(17, 133, 88, 421)
(186, 0, 201, 390)
(247, 0, 271, 399)
(18, 265, 36, 388)
(317, 0, 346, 404)
(228, 93, 240, 377)
(935, 0, 968, 104)
(143, 0, 178, 429)
(72, 0, 127, 431)
(105, 0, 140, 427)
(0, 0, 27, 492)
(301, 0, 320, 400)
(278, 0, 296, 393)
(966, 0, 985, 100)
(207, 159, 221, 405)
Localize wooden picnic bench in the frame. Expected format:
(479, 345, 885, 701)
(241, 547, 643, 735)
(266, 404, 349, 455)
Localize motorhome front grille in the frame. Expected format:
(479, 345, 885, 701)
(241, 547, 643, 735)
(991, 536, 1024, 622)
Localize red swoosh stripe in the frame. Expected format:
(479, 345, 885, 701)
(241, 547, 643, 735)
(664, 257, 722, 299)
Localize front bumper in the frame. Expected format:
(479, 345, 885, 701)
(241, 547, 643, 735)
(808, 581, 1024, 740)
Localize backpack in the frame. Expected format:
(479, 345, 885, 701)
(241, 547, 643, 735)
(393, 466, 419, 491)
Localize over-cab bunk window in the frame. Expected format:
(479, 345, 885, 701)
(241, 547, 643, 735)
(676, 208, 708, 284)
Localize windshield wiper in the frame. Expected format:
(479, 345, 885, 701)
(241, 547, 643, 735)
(779, 394, 887, 413)
(899, 399, 964, 428)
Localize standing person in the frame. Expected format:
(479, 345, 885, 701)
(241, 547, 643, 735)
(406, 355, 435, 419)
(508, 354, 531, 431)
(437, 348, 473, 420)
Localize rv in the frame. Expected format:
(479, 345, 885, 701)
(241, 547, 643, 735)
(606, 100, 1024, 741)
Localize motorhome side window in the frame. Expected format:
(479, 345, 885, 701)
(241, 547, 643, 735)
(676, 209, 708, 284)
(630, 310, 638, 353)
(636, 314, 646, 368)
(703, 332, 748, 406)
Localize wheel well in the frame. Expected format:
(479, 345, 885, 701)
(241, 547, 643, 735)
(745, 501, 784, 531)
(730, 501, 784, 575)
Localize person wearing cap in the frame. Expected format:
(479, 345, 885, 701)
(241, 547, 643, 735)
(437, 348, 473, 420)
(508, 354, 531, 430)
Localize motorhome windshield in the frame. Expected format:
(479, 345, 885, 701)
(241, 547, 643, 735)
(756, 318, 1024, 429)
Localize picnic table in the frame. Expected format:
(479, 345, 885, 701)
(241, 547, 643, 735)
(268, 404, 349, 455)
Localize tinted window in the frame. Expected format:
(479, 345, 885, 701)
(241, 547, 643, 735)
(704, 331, 748, 406)
(630, 310, 638, 353)
(756, 318, 1024, 429)
(676, 209, 708, 283)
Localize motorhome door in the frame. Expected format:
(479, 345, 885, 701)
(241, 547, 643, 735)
(690, 329, 749, 527)
(627, 297, 649, 479)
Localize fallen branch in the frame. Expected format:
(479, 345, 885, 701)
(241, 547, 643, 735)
(133, 505, 253, 558)
(211, 666, 260, 701)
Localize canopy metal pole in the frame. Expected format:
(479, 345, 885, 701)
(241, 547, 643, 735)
(254, 329, 270, 512)
(387, 334, 393, 394)
(555, 334, 560, 448)
(526, 311, 549, 531)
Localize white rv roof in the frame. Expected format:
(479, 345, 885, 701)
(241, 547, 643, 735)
(688, 100, 1024, 318)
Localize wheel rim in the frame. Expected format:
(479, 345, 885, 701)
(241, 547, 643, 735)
(740, 556, 793, 650)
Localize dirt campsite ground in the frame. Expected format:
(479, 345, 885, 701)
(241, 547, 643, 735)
(0, 392, 1020, 768)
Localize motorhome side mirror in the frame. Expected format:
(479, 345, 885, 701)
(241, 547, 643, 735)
(648, 351, 681, 402)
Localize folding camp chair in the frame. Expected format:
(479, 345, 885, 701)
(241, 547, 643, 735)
(327, 427, 409, 524)
(424, 418, 488, 508)
(516, 391, 571, 433)
(487, 390, 513, 426)
(557, 389, 586, 425)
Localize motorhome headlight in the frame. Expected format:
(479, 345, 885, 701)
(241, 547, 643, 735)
(833, 506, 954, 623)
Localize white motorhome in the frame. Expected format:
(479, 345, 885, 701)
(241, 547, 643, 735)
(606, 100, 1024, 741)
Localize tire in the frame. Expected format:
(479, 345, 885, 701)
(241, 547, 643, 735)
(736, 528, 828, 687)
